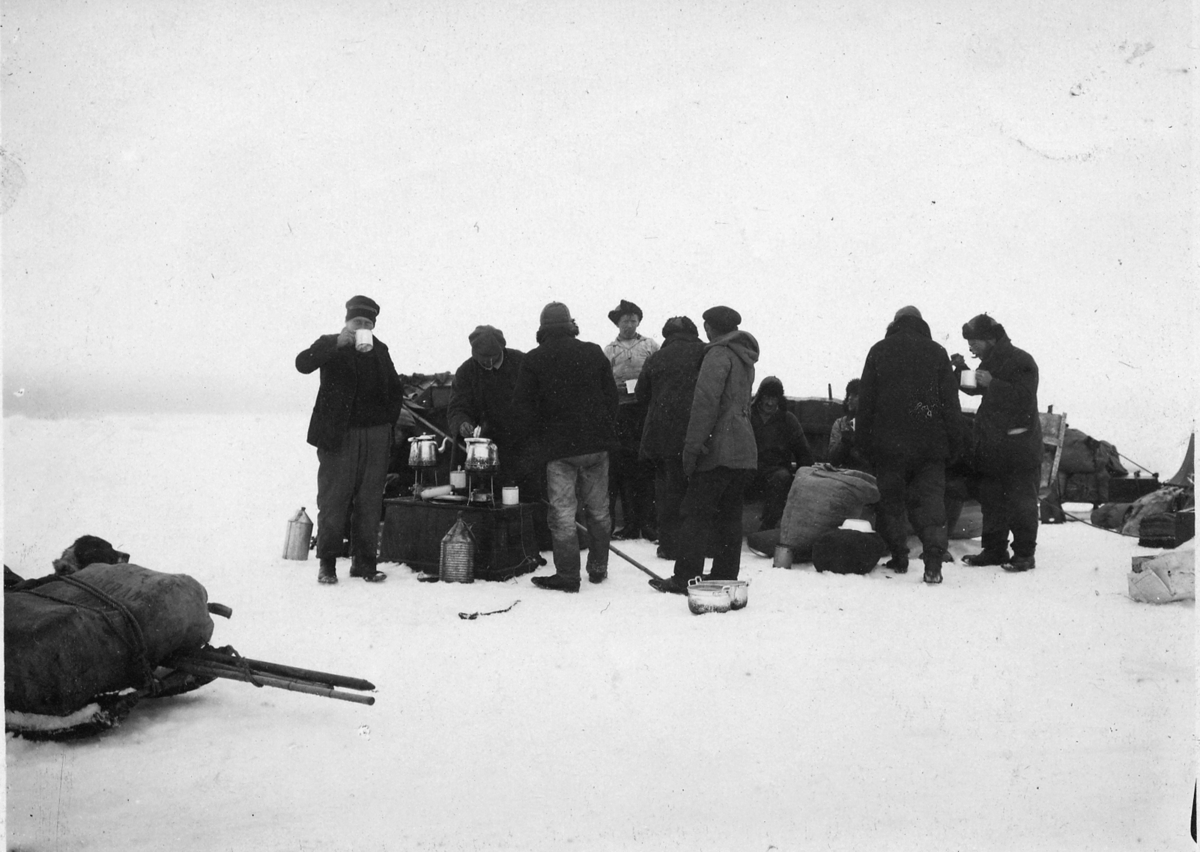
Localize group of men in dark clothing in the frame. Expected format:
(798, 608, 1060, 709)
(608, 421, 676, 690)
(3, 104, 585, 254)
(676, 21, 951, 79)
(296, 296, 1042, 591)
(854, 306, 1042, 583)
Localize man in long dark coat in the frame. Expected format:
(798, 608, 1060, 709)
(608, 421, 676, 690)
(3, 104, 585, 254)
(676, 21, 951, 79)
(857, 306, 963, 584)
(955, 313, 1042, 572)
(634, 316, 706, 560)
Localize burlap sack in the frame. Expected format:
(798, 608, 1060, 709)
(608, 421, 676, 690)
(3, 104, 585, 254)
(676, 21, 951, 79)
(779, 465, 880, 553)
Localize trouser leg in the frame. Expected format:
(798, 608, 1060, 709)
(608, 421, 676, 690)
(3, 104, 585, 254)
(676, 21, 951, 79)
(1006, 466, 1040, 558)
(709, 468, 749, 581)
(976, 473, 1010, 554)
(545, 458, 582, 579)
(577, 452, 612, 572)
(908, 459, 948, 561)
(316, 439, 357, 560)
(674, 469, 723, 582)
(873, 461, 911, 560)
(348, 425, 391, 572)
(760, 467, 793, 530)
(655, 457, 687, 557)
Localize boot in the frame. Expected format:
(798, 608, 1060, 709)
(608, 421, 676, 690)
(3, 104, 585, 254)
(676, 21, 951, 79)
(318, 557, 338, 585)
(922, 557, 944, 584)
(1002, 555, 1036, 573)
(963, 549, 1010, 566)
(885, 555, 909, 574)
(531, 574, 580, 593)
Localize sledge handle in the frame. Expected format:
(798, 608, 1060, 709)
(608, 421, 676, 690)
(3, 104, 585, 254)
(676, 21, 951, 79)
(188, 647, 376, 692)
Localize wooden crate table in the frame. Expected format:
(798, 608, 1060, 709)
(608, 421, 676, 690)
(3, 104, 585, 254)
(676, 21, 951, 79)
(379, 497, 541, 581)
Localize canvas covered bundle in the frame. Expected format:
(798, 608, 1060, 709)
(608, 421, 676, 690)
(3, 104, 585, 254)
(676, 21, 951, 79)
(779, 465, 880, 556)
(4, 563, 214, 716)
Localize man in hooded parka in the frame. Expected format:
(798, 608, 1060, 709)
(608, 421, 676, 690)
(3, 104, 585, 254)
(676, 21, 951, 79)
(651, 306, 759, 593)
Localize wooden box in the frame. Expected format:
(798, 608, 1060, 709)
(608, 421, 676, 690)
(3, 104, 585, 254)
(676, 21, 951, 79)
(379, 498, 541, 581)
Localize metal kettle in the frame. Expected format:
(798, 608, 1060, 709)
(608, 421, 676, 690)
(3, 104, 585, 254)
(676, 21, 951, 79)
(408, 433, 451, 467)
(463, 436, 500, 472)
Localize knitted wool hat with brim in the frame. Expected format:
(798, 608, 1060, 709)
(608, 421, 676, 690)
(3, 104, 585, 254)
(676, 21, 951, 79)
(962, 313, 1005, 341)
(539, 302, 578, 336)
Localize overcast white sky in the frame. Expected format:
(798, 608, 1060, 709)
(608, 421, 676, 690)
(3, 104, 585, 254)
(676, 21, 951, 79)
(2, 1, 1194, 472)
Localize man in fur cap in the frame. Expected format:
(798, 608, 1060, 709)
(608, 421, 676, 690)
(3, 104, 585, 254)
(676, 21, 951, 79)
(512, 303, 620, 592)
(603, 299, 660, 542)
(746, 376, 813, 531)
(296, 295, 404, 585)
(953, 313, 1042, 572)
(857, 306, 963, 584)
(651, 306, 759, 593)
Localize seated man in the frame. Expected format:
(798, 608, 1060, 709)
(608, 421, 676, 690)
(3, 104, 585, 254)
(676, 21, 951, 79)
(746, 376, 813, 530)
(827, 379, 872, 472)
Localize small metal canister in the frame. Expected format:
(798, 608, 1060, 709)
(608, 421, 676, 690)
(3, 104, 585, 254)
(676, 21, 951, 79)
(283, 508, 314, 560)
(439, 513, 476, 583)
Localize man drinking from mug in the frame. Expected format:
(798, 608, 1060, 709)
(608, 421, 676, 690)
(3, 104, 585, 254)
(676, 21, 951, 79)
(296, 295, 404, 585)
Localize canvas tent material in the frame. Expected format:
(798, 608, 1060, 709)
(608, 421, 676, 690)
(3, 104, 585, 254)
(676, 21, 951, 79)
(1166, 434, 1194, 488)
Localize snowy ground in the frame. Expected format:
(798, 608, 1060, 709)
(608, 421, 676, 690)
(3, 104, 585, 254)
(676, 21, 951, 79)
(4, 413, 1195, 851)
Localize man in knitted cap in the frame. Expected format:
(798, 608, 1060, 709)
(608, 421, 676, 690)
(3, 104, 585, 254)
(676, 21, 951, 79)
(603, 299, 660, 541)
(953, 313, 1042, 572)
(512, 303, 619, 592)
(446, 325, 550, 550)
(634, 316, 706, 560)
(746, 376, 813, 531)
(857, 306, 963, 584)
(651, 306, 760, 593)
(296, 296, 404, 585)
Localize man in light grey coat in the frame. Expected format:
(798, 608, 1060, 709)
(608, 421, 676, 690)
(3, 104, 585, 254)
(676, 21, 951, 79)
(651, 305, 760, 593)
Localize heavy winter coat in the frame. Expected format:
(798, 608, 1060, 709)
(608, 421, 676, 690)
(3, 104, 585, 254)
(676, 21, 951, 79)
(511, 330, 619, 463)
(750, 380, 813, 471)
(635, 331, 707, 460)
(296, 335, 404, 452)
(856, 315, 963, 464)
(960, 335, 1042, 473)
(446, 348, 526, 450)
(684, 329, 760, 473)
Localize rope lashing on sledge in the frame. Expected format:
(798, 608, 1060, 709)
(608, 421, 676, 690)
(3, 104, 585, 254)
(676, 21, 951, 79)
(36, 574, 164, 695)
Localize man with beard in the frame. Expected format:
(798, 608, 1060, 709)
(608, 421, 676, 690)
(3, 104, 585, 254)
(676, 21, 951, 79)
(954, 313, 1042, 573)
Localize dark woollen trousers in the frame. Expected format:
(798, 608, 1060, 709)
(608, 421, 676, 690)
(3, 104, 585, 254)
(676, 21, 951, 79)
(316, 424, 392, 567)
(673, 466, 750, 582)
